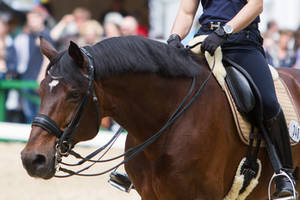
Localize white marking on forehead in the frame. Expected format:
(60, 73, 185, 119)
(49, 80, 60, 92)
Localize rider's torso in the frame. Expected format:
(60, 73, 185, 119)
(198, 0, 260, 25)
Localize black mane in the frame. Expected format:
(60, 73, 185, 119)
(91, 36, 204, 78)
(48, 36, 205, 86)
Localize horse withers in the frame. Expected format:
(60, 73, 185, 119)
(21, 36, 300, 199)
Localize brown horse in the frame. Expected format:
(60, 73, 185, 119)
(21, 36, 300, 199)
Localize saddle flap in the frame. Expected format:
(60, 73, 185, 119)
(225, 66, 256, 114)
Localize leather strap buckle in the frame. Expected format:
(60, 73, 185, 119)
(210, 22, 221, 30)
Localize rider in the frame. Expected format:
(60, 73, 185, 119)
(167, 0, 297, 199)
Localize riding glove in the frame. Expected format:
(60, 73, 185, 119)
(167, 34, 184, 49)
(201, 30, 227, 56)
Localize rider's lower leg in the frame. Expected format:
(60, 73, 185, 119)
(265, 108, 297, 199)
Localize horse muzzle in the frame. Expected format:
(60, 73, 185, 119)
(21, 149, 56, 179)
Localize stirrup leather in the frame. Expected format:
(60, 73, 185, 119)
(108, 172, 133, 193)
(268, 170, 297, 200)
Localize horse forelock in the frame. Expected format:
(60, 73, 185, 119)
(46, 52, 65, 72)
(46, 51, 87, 88)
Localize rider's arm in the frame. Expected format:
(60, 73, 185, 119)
(227, 0, 263, 33)
(50, 14, 74, 41)
(170, 0, 200, 40)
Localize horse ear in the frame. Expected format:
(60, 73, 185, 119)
(68, 41, 85, 68)
(40, 36, 58, 60)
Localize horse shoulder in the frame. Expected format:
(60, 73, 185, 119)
(278, 68, 300, 112)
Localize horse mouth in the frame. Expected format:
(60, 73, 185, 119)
(27, 170, 56, 179)
(21, 150, 56, 179)
(26, 166, 56, 180)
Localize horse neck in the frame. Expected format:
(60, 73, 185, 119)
(99, 73, 195, 150)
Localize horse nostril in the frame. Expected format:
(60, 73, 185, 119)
(32, 154, 46, 166)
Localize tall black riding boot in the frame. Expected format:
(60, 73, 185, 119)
(265, 108, 297, 199)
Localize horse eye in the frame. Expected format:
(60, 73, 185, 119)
(67, 90, 81, 100)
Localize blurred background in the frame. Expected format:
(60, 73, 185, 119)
(0, 0, 300, 199)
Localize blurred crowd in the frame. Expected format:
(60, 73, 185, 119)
(0, 4, 149, 128)
(263, 20, 300, 68)
(1, 2, 300, 128)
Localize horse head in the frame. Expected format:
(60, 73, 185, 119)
(21, 38, 101, 179)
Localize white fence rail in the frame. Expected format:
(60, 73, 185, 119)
(0, 122, 126, 149)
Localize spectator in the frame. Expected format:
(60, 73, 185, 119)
(0, 13, 17, 80)
(265, 30, 295, 68)
(103, 12, 123, 38)
(77, 20, 104, 46)
(14, 6, 53, 123)
(294, 27, 300, 69)
(263, 20, 280, 50)
(50, 7, 91, 50)
(120, 16, 138, 36)
(0, 13, 22, 122)
(104, 22, 121, 38)
(148, 0, 180, 40)
(0, 16, 8, 79)
(99, 0, 128, 23)
(120, 15, 148, 37)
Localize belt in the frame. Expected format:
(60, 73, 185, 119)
(201, 22, 258, 31)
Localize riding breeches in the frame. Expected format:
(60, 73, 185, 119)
(196, 27, 280, 120)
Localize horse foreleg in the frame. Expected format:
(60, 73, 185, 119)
(125, 137, 158, 200)
(126, 160, 158, 200)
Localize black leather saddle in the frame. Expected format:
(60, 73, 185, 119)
(222, 57, 264, 123)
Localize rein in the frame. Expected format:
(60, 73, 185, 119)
(32, 47, 215, 178)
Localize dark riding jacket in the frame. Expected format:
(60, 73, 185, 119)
(198, 0, 260, 25)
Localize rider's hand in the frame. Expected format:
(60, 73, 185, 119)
(167, 34, 184, 49)
(201, 28, 227, 56)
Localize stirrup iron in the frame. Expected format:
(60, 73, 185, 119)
(108, 172, 133, 193)
(268, 170, 297, 200)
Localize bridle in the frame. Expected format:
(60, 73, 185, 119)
(32, 47, 101, 162)
(31, 45, 215, 178)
